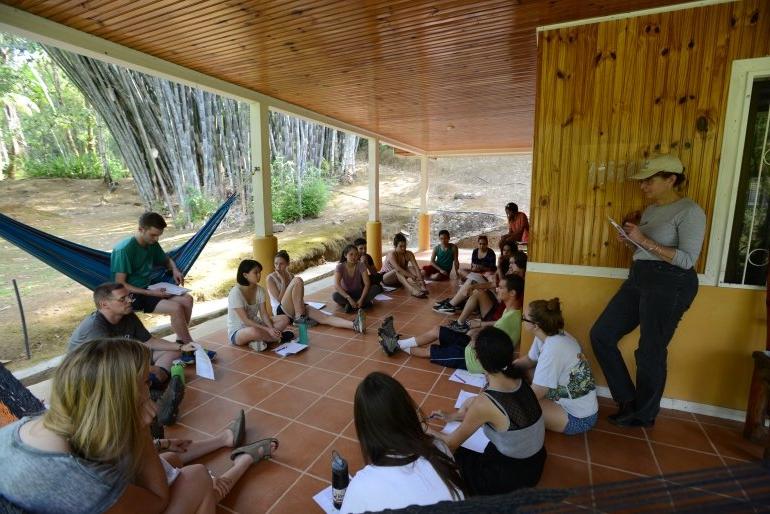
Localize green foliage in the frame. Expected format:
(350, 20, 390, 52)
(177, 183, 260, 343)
(185, 189, 218, 224)
(271, 157, 329, 223)
(21, 154, 129, 179)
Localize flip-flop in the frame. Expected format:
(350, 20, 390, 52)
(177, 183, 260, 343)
(227, 409, 246, 448)
(231, 438, 279, 463)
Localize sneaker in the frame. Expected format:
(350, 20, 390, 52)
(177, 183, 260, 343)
(156, 375, 185, 426)
(380, 315, 397, 339)
(378, 329, 399, 356)
(433, 297, 452, 309)
(432, 303, 457, 314)
(343, 303, 354, 314)
(179, 348, 217, 364)
(281, 331, 295, 343)
(295, 314, 319, 327)
(353, 309, 366, 334)
(248, 341, 267, 352)
(447, 320, 470, 333)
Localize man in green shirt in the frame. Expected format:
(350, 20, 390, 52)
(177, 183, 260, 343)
(111, 212, 194, 343)
(378, 274, 524, 372)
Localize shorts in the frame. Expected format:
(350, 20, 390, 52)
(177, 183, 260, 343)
(482, 298, 505, 322)
(276, 304, 293, 323)
(229, 322, 266, 345)
(132, 293, 163, 313)
(429, 327, 471, 369)
(563, 411, 598, 435)
(421, 264, 450, 281)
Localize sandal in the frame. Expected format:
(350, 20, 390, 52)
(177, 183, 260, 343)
(231, 438, 279, 463)
(227, 409, 246, 448)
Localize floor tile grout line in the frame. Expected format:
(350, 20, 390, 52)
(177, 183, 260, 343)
(641, 425, 673, 510)
(695, 416, 754, 504)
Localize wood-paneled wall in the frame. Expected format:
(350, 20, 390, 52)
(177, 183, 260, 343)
(531, 0, 770, 271)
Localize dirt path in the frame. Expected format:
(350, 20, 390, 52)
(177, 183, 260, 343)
(0, 154, 530, 367)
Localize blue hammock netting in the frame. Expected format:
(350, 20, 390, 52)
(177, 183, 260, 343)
(0, 194, 237, 291)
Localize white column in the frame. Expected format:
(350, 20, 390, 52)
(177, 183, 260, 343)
(250, 101, 272, 237)
(420, 155, 429, 212)
(368, 137, 380, 222)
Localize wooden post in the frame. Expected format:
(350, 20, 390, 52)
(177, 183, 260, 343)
(250, 101, 277, 282)
(367, 137, 382, 269)
(418, 155, 431, 251)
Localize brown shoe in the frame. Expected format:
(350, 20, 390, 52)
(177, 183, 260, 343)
(227, 409, 246, 448)
(231, 438, 279, 463)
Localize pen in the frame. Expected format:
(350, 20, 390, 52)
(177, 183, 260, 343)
(455, 374, 467, 384)
(276, 345, 287, 352)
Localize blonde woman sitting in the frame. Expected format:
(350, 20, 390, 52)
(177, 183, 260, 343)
(0, 338, 277, 514)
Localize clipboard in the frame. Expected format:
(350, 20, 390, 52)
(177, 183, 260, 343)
(608, 217, 653, 256)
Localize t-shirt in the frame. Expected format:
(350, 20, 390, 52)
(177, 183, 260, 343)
(111, 235, 168, 288)
(340, 447, 462, 514)
(471, 247, 497, 271)
(336, 262, 367, 296)
(0, 417, 128, 514)
(434, 244, 455, 272)
(465, 308, 521, 374)
(227, 285, 266, 339)
(632, 197, 705, 270)
(528, 331, 598, 419)
(68, 311, 151, 352)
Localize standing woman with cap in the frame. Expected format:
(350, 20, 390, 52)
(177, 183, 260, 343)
(590, 154, 706, 427)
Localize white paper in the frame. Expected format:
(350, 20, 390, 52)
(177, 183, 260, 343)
(449, 369, 487, 389)
(441, 420, 490, 453)
(608, 217, 653, 256)
(274, 341, 308, 357)
(194, 345, 215, 380)
(161, 457, 181, 485)
(382, 285, 397, 292)
(312, 485, 339, 514)
(306, 301, 326, 310)
(373, 294, 392, 301)
(320, 309, 333, 315)
(147, 282, 190, 295)
(454, 389, 478, 409)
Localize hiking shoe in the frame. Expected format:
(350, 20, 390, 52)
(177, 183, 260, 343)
(281, 331, 295, 343)
(433, 298, 452, 309)
(295, 314, 319, 327)
(378, 330, 399, 356)
(353, 309, 366, 334)
(248, 341, 267, 352)
(156, 375, 185, 426)
(343, 303, 355, 314)
(433, 303, 457, 314)
(447, 320, 471, 333)
(380, 315, 397, 339)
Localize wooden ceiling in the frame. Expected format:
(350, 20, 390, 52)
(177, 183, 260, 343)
(2, 0, 694, 153)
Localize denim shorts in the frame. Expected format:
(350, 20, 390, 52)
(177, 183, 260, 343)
(563, 411, 598, 435)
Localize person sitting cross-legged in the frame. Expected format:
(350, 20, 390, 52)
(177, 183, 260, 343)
(333, 244, 383, 313)
(355, 237, 383, 285)
(228, 259, 293, 352)
(421, 229, 459, 282)
(430, 327, 546, 496)
(378, 275, 524, 376)
(513, 298, 599, 435)
(111, 211, 195, 344)
(457, 234, 497, 283)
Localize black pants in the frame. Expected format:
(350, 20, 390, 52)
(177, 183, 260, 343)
(590, 260, 698, 422)
(332, 284, 383, 309)
(455, 444, 546, 496)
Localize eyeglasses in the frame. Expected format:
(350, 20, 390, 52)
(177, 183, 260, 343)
(112, 294, 135, 304)
(521, 316, 536, 324)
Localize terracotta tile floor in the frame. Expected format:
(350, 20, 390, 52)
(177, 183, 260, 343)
(171, 278, 763, 513)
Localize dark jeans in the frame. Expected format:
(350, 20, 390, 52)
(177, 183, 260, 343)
(590, 260, 698, 422)
(332, 284, 383, 309)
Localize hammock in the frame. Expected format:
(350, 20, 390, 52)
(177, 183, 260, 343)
(0, 194, 237, 291)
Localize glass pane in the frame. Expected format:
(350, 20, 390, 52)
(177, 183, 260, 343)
(724, 78, 770, 286)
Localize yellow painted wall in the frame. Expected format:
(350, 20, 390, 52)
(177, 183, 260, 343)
(523, 271, 766, 411)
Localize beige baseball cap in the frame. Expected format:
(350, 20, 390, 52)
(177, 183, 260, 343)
(630, 154, 684, 180)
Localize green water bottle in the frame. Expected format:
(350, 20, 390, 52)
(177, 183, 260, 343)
(298, 322, 309, 345)
(170, 359, 185, 385)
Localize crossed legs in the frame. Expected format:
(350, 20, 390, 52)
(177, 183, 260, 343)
(155, 294, 195, 342)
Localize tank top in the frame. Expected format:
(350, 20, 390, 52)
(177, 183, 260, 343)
(268, 271, 293, 315)
(434, 244, 455, 271)
(482, 381, 545, 459)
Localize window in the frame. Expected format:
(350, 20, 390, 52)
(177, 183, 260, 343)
(723, 78, 770, 286)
